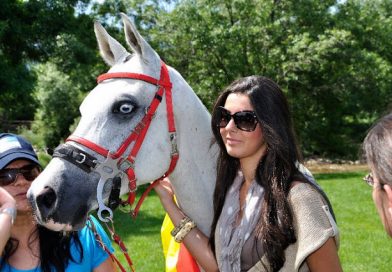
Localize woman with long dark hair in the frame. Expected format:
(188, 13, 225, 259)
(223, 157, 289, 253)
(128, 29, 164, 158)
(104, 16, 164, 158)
(155, 76, 342, 271)
(0, 133, 116, 272)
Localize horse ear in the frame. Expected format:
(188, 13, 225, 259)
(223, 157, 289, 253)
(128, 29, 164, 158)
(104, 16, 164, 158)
(94, 21, 129, 66)
(120, 13, 156, 60)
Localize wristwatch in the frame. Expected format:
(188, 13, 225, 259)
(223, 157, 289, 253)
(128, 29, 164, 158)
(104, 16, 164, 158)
(0, 207, 17, 225)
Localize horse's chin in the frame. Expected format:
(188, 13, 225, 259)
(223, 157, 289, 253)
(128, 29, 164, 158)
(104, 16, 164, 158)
(42, 220, 75, 232)
(33, 212, 88, 231)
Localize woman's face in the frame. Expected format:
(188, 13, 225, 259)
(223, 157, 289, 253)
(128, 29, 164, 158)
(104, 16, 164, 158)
(371, 172, 392, 236)
(1, 159, 39, 213)
(219, 93, 267, 163)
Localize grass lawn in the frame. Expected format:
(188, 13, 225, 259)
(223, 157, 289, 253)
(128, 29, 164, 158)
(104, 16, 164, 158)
(107, 191, 166, 271)
(106, 171, 391, 271)
(316, 171, 392, 272)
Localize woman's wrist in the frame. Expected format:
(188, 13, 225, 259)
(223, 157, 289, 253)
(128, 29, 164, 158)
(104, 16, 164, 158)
(160, 195, 177, 210)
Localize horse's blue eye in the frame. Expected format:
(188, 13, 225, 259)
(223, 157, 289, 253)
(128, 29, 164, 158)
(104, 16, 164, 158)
(119, 104, 133, 114)
(113, 102, 135, 114)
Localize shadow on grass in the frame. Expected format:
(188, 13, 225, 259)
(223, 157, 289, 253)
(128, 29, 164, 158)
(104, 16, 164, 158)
(314, 171, 366, 181)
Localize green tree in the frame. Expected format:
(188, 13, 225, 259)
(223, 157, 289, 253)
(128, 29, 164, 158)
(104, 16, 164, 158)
(4, 0, 391, 158)
(0, 0, 108, 148)
(32, 62, 82, 148)
(0, 0, 91, 125)
(280, 0, 392, 158)
(150, 0, 392, 159)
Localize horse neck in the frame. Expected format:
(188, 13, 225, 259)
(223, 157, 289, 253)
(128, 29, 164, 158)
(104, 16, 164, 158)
(168, 75, 218, 236)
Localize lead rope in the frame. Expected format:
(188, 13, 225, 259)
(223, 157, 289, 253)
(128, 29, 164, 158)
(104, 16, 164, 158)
(88, 217, 135, 272)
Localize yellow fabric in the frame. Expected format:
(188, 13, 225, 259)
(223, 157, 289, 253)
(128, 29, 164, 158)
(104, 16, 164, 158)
(161, 213, 180, 272)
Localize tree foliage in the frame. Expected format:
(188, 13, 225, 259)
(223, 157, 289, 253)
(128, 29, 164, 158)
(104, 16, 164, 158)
(0, 0, 105, 147)
(0, 0, 90, 122)
(32, 62, 82, 148)
(2, 0, 392, 159)
(150, 0, 392, 158)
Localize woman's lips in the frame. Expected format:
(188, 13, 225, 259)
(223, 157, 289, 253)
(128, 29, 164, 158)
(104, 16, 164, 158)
(15, 192, 27, 199)
(226, 137, 241, 145)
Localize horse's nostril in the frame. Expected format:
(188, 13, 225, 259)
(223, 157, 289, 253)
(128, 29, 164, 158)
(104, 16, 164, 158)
(36, 186, 57, 219)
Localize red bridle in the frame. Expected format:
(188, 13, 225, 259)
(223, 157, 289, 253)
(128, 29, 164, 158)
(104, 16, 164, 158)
(67, 61, 179, 215)
(51, 61, 179, 272)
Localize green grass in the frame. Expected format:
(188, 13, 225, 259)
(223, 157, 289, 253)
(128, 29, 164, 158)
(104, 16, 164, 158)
(106, 172, 391, 271)
(316, 172, 392, 272)
(107, 191, 166, 271)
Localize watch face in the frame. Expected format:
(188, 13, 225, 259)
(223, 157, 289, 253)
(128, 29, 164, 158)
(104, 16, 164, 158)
(1, 207, 17, 224)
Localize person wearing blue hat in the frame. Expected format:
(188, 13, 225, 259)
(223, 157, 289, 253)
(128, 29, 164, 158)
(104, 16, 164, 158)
(0, 133, 116, 272)
(0, 133, 41, 169)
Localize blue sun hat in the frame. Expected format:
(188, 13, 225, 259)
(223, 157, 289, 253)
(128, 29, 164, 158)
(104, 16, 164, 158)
(0, 133, 40, 169)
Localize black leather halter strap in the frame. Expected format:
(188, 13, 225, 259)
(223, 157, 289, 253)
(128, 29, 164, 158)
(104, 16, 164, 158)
(52, 143, 122, 210)
(52, 143, 97, 173)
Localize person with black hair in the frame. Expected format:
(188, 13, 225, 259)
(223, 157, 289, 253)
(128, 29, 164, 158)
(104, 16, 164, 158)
(155, 76, 342, 271)
(0, 133, 116, 272)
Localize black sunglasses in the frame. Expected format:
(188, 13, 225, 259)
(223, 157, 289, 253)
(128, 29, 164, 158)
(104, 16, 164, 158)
(215, 106, 258, 132)
(0, 164, 40, 186)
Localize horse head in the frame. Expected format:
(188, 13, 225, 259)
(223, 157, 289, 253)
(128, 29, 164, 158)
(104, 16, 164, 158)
(28, 13, 217, 234)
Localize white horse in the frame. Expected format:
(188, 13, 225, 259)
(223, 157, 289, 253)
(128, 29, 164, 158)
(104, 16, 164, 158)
(27, 13, 218, 237)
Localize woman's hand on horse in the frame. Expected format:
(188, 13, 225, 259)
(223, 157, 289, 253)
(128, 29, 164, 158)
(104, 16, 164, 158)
(154, 178, 190, 235)
(154, 177, 175, 206)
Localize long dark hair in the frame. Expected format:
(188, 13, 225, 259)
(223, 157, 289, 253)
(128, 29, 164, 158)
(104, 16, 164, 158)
(209, 76, 309, 271)
(363, 113, 392, 185)
(0, 226, 83, 272)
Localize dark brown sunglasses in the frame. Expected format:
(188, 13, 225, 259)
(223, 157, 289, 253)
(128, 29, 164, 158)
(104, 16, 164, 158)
(215, 106, 258, 132)
(0, 164, 40, 186)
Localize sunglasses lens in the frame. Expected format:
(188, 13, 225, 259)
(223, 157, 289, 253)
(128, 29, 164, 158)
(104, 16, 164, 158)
(216, 107, 231, 128)
(0, 173, 15, 186)
(234, 112, 258, 131)
(22, 167, 40, 181)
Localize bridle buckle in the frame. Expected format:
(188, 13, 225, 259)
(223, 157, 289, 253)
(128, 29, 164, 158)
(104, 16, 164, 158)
(118, 158, 134, 171)
(169, 132, 178, 155)
(76, 153, 86, 164)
